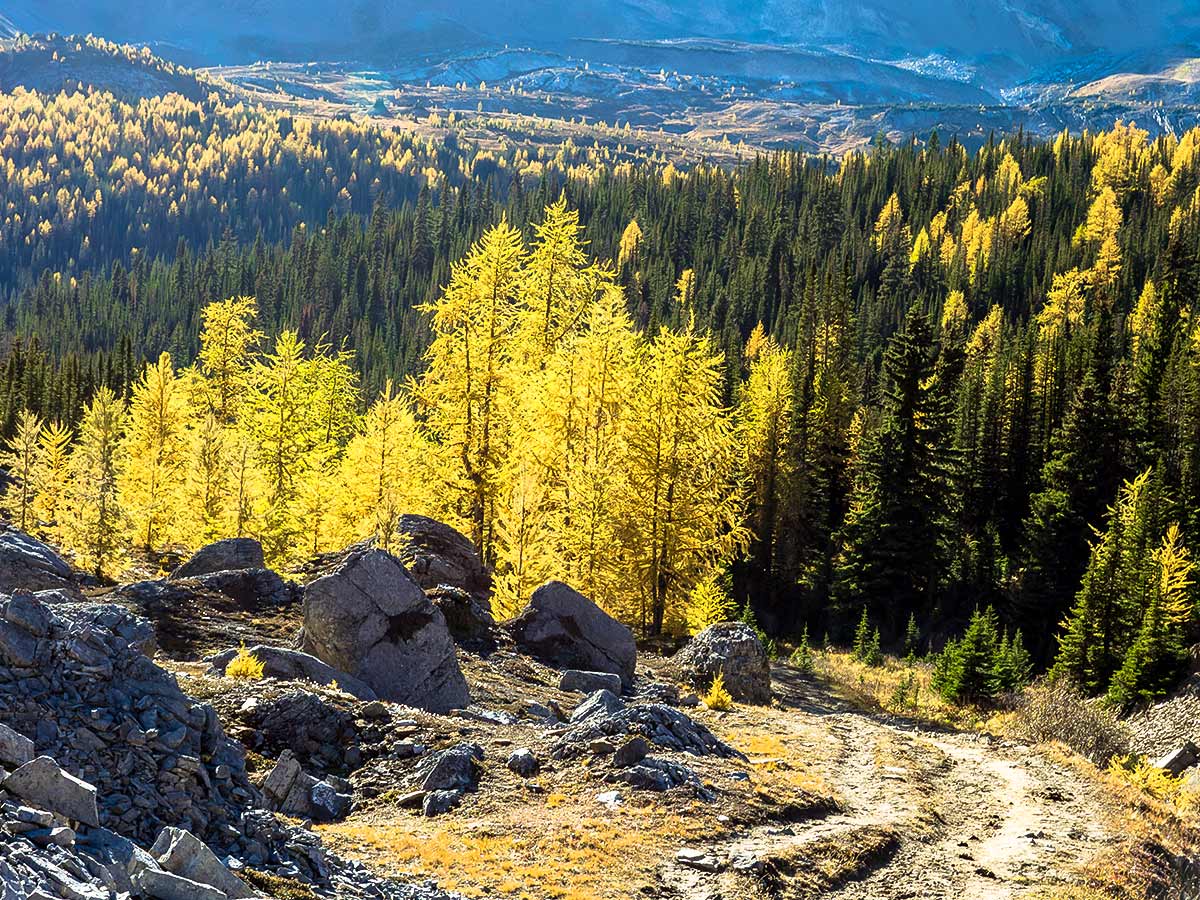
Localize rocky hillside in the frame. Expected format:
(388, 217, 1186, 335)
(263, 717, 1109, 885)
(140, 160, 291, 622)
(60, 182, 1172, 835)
(0, 517, 1195, 898)
(0, 33, 218, 100)
(0, 519, 786, 898)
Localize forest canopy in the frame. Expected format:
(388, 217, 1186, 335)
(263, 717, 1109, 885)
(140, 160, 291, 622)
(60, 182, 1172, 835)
(2, 90, 1199, 705)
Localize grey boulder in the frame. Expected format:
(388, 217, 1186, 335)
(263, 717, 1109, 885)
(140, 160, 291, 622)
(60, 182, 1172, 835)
(559, 669, 622, 696)
(0, 530, 75, 595)
(206, 645, 377, 700)
(1, 756, 99, 827)
(151, 827, 255, 898)
(570, 690, 626, 725)
(260, 751, 352, 824)
(507, 582, 636, 688)
(414, 742, 483, 793)
(673, 622, 772, 704)
(506, 748, 539, 777)
(1154, 742, 1198, 775)
(299, 548, 470, 712)
(0, 722, 35, 768)
(394, 515, 492, 605)
(171, 538, 265, 579)
(134, 868, 231, 900)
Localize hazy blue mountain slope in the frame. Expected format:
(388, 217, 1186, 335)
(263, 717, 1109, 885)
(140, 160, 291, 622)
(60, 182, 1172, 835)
(6, 0, 1200, 83)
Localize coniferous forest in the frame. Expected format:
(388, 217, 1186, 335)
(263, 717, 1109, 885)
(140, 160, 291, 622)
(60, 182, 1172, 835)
(3, 78, 1200, 710)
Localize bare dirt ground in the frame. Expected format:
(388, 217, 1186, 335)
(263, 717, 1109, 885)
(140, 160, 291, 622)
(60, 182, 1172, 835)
(306, 658, 1121, 900)
(659, 665, 1119, 900)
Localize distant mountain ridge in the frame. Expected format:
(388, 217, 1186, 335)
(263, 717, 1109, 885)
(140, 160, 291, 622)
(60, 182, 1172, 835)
(6, 0, 1200, 87)
(5, 1, 1200, 156)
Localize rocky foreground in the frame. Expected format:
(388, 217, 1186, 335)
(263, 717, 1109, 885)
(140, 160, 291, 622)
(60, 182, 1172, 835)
(0, 520, 772, 899)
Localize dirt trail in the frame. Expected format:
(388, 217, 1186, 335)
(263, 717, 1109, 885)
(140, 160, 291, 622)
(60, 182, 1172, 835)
(663, 667, 1117, 899)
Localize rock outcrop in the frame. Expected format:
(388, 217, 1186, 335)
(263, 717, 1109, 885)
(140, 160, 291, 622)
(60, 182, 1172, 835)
(206, 645, 377, 700)
(0, 529, 76, 595)
(554, 691, 741, 760)
(237, 691, 363, 776)
(299, 549, 470, 712)
(112, 570, 297, 657)
(394, 515, 492, 605)
(0, 593, 251, 846)
(171, 539, 265, 580)
(261, 751, 352, 823)
(0, 590, 457, 900)
(673, 622, 772, 704)
(1128, 674, 1200, 759)
(507, 582, 636, 688)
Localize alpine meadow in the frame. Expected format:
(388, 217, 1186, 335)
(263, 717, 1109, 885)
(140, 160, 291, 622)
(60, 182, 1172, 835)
(0, 11, 1198, 900)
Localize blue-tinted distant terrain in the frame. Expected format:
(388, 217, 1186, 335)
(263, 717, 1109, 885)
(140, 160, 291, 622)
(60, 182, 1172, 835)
(5, 1, 1200, 152)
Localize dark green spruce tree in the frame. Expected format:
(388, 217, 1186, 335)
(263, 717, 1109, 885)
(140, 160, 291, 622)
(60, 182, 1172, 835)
(834, 307, 958, 636)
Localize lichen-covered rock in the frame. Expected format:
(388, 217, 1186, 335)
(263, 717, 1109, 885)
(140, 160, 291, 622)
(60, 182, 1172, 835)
(171, 538, 265, 579)
(299, 549, 470, 712)
(507, 582, 636, 688)
(0, 529, 76, 595)
(673, 622, 771, 704)
(394, 515, 492, 606)
(206, 645, 377, 700)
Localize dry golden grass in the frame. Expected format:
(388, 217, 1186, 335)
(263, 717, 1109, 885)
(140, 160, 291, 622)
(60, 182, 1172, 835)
(813, 650, 988, 730)
(723, 728, 832, 798)
(1024, 744, 1200, 899)
(319, 794, 724, 900)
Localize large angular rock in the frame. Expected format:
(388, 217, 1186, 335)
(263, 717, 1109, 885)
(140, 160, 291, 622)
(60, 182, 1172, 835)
(206, 645, 377, 700)
(394, 515, 492, 605)
(1, 756, 99, 826)
(1154, 742, 1198, 775)
(260, 749, 352, 823)
(171, 539, 265, 579)
(299, 548, 470, 712)
(134, 868, 230, 900)
(507, 582, 636, 688)
(560, 670, 622, 695)
(0, 722, 34, 768)
(151, 827, 255, 898)
(673, 622, 772, 704)
(414, 742, 483, 794)
(0, 530, 75, 595)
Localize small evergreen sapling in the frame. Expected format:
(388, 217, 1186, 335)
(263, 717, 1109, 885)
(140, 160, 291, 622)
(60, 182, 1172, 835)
(789, 625, 815, 673)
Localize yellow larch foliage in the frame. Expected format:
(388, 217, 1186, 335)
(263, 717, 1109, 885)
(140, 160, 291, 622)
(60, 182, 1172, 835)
(0, 410, 42, 534)
(119, 353, 189, 551)
(58, 387, 127, 578)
